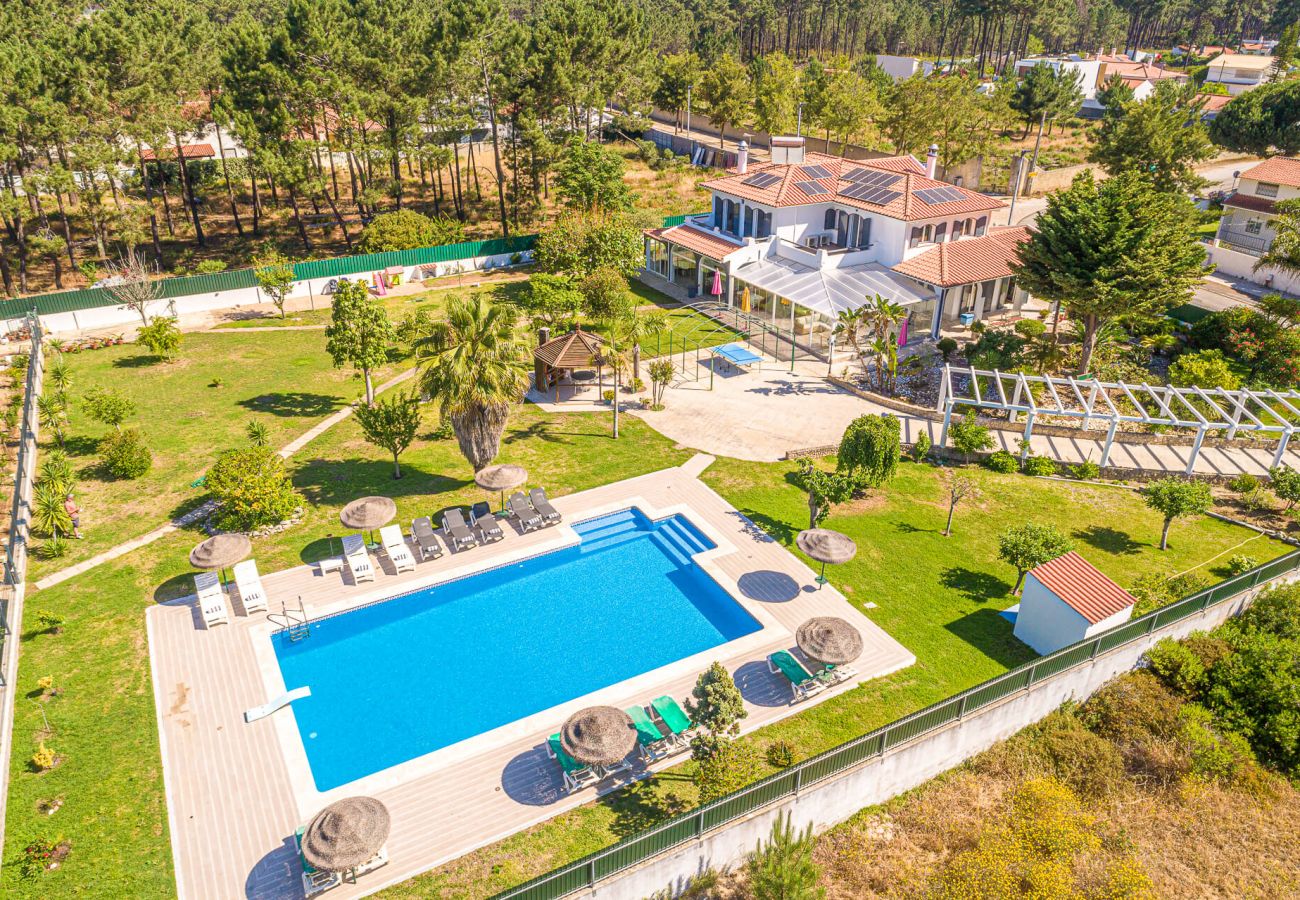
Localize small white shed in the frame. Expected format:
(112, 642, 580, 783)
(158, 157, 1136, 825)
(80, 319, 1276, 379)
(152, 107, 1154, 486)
(1012, 551, 1136, 655)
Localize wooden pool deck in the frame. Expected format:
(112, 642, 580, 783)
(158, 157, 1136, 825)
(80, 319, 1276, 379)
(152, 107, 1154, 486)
(147, 460, 915, 899)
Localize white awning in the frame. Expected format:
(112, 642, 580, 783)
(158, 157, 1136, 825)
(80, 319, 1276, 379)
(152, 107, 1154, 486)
(731, 256, 935, 319)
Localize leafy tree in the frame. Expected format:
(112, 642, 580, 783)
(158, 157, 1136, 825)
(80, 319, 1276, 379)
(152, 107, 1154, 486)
(1140, 477, 1213, 550)
(837, 414, 901, 489)
(1256, 198, 1300, 280)
(1168, 350, 1240, 390)
(686, 661, 746, 739)
(99, 428, 153, 479)
(800, 56, 831, 137)
(648, 357, 674, 408)
(355, 389, 423, 478)
(1269, 464, 1300, 510)
(1089, 81, 1212, 194)
(533, 211, 643, 279)
(554, 138, 632, 212)
(943, 471, 981, 537)
(793, 459, 856, 528)
(1010, 63, 1082, 138)
(652, 52, 702, 129)
(415, 294, 526, 471)
(1095, 74, 1135, 113)
(747, 812, 825, 900)
(751, 52, 800, 135)
(253, 249, 296, 319)
(1209, 80, 1300, 156)
(1012, 172, 1205, 375)
(1204, 628, 1300, 774)
(820, 67, 881, 154)
(949, 409, 993, 462)
(206, 446, 303, 531)
(357, 210, 465, 254)
(1237, 581, 1300, 639)
(325, 279, 394, 405)
(701, 54, 752, 150)
(82, 387, 136, 432)
(1271, 24, 1299, 82)
(998, 522, 1072, 593)
(579, 267, 631, 321)
(516, 274, 585, 331)
(105, 248, 161, 325)
(137, 316, 181, 360)
(694, 738, 764, 803)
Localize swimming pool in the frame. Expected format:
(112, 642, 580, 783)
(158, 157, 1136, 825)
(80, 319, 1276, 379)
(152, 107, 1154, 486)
(272, 508, 762, 791)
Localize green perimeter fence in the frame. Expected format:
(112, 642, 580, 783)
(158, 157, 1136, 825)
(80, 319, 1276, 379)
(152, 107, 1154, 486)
(0, 213, 709, 320)
(490, 548, 1300, 900)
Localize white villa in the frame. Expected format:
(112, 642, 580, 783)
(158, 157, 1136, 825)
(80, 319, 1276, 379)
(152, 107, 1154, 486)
(1216, 156, 1300, 257)
(1204, 52, 1276, 95)
(641, 137, 1031, 354)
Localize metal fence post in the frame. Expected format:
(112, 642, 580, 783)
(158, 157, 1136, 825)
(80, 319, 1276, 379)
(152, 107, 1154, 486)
(588, 860, 597, 888)
(695, 810, 704, 838)
(793, 766, 803, 795)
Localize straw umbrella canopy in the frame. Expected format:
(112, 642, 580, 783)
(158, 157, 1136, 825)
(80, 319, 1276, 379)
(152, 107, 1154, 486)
(340, 496, 397, 546)
(474, 464, 528, 512)
(300, 796, 391, 873)
(796, 528, 857, 588)
(796, 616, 864, 665)
(560, 706, 637, 766)
(188, 533, 251, 584)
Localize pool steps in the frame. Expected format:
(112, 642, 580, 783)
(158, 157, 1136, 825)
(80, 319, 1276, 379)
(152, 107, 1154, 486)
(576, 510, 713, 566)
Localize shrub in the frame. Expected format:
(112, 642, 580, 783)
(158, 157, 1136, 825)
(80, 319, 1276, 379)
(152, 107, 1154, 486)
(747, 812, 824, 900)
(193, 259, 227, 274)
(32, 480, 72, 538)
(36, 675, 54, 694)
(357, 209, 464, 253)
(1069, 459, 1101, 480)
(912, 431, 931, 461)
(1014, 318, 1046, 339)
(1080, 671, 1183, 745)
(766, 740, 797, 768)
(99, 428, 152, 479)
(34, 611, 65, 634)
(1224, 554, 1258, 575)
(1236, 582, 1300, 639)
(245, 419, 270, 447)
(1130, 570, 1210, 616)
(1146, 637, 1209, 697)
(206, 445, 304, 531)
(1228, 473, 1260, 494)
(686, 662, 746, 739)
(31, 743, 56, 771)
(136, 316, 181, 360)
(1179, 703, 1256, 782)
(602, 389, 616, 403)
(1269, 464, 1300, 510)
(984, 449, 1018, 473)
(1030, 711, 1129, 799)
(35, 537, 67, 560)
(949, 410, 993, 461)
(627, 377, 645, 393)
(694, 739, 764, 803)
(936, 337, 958, 360)
(1168, 349, 1241, 390)
(1022, 455, 1057, 476)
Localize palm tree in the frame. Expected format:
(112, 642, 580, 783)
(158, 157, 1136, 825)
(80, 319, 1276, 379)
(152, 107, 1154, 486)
(833, 308, 865, 368)
(859, 294, 906, 391)
(415, 294, 527, 471)
(37, 395, 67, 447)
(624, 308, 668, 383)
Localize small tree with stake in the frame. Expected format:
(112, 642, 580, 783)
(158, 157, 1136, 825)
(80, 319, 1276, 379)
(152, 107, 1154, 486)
(82, 387, 136, 432)
(354, 390, 423, 478)
(943, 471, 980, 537)
(326, 279, 394, 406)
(1140, 477, 1212, 550)
(254, 249, 296, 319)
(998, 522, 1072, 594)
(794, 459, 857, 529)
(1269, 464, 1300, 511)
(647, 358, 674, 410)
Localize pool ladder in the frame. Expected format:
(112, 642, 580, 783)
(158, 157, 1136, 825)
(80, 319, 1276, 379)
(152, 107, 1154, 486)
(284, 595, 311, 642)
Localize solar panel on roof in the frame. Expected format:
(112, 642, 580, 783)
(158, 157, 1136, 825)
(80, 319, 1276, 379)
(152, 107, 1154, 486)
(915, 186, 966, 204)
(795, 180, 829, 197)
(741, 171, 781, 189)
(862, 171, 902, 188)
(842, 167, 870, 182)
(801, 164, 832, 179)
(856, 187, 901, 206)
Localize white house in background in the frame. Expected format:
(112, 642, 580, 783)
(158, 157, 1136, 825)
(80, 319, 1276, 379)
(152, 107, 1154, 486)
(1216, 156, 1300, 257)
(641, 137, 1032, 354)
(1012, 551, 1136, 655)
(1204, 53, 1275, 94)
(875, 55, 933, 82)
(1014, 55, 1101, 98)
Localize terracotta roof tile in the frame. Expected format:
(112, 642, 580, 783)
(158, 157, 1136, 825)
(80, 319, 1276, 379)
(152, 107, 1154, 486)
(1240, 156, 1300, 188)
(700, 151, 1003, 222)
(645, 224, 744, 261)
(1223, 193, 1278, 215)
(890, 226, 1029, 287)
(1029, 551, 1136, 624)
(1198, 93, 1232, 112)
(141, 143, 216, 161)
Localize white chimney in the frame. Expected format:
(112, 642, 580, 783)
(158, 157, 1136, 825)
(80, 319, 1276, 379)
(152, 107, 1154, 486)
(736, 139, 749, 175)
(925, 144, 938, 179)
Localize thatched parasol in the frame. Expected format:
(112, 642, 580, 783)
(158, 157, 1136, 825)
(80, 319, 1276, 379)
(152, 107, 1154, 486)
(189, 533, 251, 584)
(796, 528, 857, 588)
(300, 796, 391, 873)
(340, 496, 397, 546)
(560, 706, 637, 766)
(796, 616, 864, 665)
(474, 464, 528, 512)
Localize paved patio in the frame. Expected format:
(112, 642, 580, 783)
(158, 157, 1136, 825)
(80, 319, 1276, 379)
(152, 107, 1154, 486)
(147, 460, 914, 899)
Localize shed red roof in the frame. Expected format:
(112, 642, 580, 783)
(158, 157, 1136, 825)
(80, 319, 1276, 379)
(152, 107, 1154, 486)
(646, 223, 744, 261)
(890, 226, 1029, 288)
(1240, 156, 1300, 188)
(1223, 193, 1278, 215)
(700, 151, 1003, 222)
(141, 143, 215, 161)
(1028, 551, 1136, 624)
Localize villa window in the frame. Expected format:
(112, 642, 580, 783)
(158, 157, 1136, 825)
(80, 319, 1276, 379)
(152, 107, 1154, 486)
(975, 215, 988, 236)
(922, 224, 935, 243)
(647, 239, 670, 278)
(726, 201, 740, 236)
(746, 207, 757, 237)
(1245, 218, 1264, 235)
(857, 216, 871, 248)
(824, 208, 837, 231)
(1257, 182, 1280, 198)
(713, 196, 723, 229)
(756, 210, 772, 238)
(934, 222, 947, 243)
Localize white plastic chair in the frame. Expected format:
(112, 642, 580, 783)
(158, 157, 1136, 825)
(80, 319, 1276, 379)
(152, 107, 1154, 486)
(194, 572, 229, 628)
(379, 525, 416, 573)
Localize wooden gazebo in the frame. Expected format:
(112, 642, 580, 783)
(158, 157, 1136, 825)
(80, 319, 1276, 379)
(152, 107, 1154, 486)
(533, 327, 606, 401)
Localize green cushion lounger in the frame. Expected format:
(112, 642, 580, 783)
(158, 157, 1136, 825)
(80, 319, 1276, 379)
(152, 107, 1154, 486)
(767, 650, 827, 702)
(625, 705, 670, 761)
(295, 826, 342, 896)
(649, 695, 696, 748)
(547, 733, 598, 793)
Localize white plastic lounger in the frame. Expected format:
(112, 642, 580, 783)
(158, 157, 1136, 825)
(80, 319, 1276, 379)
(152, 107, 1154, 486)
(341, 534, 375, 583)
(232, 559, 268, 614)
(194, 571, 229, 628)
(379, 524, 416, 573)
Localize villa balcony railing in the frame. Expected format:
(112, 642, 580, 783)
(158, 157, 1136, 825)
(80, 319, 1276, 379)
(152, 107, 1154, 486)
(1215, 226, 1271, 257)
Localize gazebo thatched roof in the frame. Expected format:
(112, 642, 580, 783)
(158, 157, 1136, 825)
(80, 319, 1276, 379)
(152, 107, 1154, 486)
(533, 328, 605, 370)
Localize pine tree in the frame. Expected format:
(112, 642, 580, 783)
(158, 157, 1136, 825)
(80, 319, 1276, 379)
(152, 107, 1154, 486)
(747, 812, 825, 900)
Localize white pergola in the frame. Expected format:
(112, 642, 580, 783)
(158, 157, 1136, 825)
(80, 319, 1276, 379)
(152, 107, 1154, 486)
(936, 365, 1300, 474)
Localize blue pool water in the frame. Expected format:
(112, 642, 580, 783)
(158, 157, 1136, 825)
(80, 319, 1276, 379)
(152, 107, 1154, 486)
(273, 509, 761, 791)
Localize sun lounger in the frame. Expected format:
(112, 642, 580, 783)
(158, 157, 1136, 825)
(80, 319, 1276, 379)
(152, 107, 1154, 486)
(194, 571, 229, 628)
(815, 663, 858, 686)
(379, 524, 416, 573)
(768, 650, 826, 702)
(341, 534, 375, 583)
(529, 488, 562, 525)
(411, 517, 444, 560)
(231, 559, 268, 614)
(626, 705, 671, 761)
(470, 502, 505, 542)
(442, 509, 478, 551)
(295, 826, 342, 896)
(508, 491, 543, 532)
(649, 695, 696, 747)
(546, 733, 599, 793)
